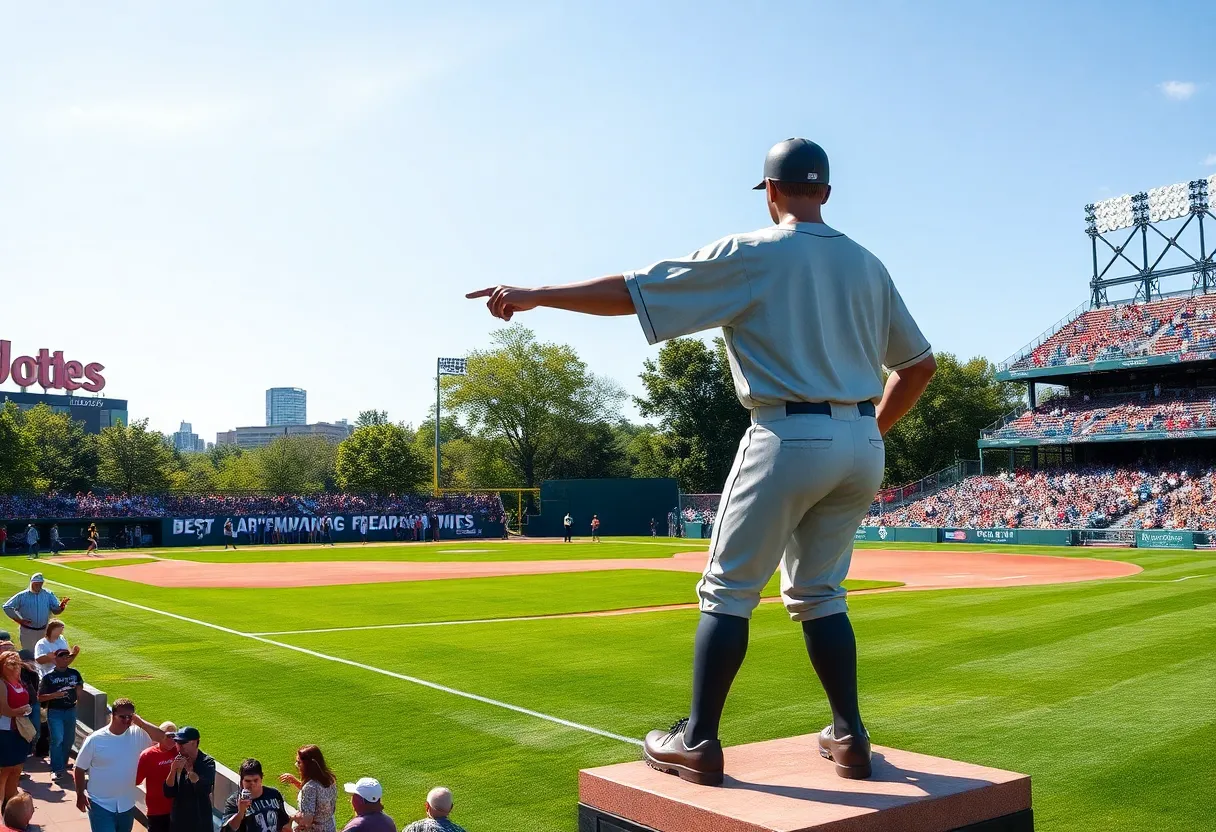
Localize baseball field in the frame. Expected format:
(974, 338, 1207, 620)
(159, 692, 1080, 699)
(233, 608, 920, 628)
(6, 539, 1212, 831)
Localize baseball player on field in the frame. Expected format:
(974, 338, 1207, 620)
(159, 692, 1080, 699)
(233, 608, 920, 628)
(468, 138, 935, 785)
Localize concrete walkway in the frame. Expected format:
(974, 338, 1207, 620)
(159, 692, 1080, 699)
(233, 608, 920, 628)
(23, 756, 145, 832)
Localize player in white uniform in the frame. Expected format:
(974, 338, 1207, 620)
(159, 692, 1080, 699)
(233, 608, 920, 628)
(468, 138, 936, 785)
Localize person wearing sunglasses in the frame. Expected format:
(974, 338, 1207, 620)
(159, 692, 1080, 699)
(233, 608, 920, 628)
(73, 698, 169, 832)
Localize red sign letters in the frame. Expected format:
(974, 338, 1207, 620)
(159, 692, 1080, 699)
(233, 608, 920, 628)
(0, 341, 105, 393)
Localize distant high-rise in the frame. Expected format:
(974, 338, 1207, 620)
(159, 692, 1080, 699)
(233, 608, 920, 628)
(266, 387, 307, 426)
(172, 421, 206, 453)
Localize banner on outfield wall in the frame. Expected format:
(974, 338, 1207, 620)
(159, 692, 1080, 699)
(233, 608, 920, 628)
(854, 526, 936, 543)
(1134, 529, 1193, 550)
(162, 513, 504, 546)
(940, 527, 1017, 544)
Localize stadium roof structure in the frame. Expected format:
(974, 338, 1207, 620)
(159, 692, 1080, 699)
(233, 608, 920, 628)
(996, 175, 1216, 384)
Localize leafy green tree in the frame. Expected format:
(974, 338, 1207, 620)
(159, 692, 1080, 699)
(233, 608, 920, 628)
(17, 404, 98, 492)
(443, 325, 624, 487)
(171, 453, 220, 492)
(97, 419, 177, 493)
(881, 353, 1020, 485)
(0, 403, 35, 492)
(336, 422, 430, 493)
(355, 410, 390, 429)
(635, 336, 750, 491)
(215, 452, 265, 491)
(257, 435, 336, 493)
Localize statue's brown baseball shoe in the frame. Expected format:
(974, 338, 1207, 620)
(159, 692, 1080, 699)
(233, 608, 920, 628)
(643, 718, 724, 786)
(818, 725, 872, 779)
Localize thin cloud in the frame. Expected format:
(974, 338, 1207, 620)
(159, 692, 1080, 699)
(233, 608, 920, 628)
(45, 99, 245, 138)
(1159, 80, 1197, 101)
(1205, 154, 1216, 167)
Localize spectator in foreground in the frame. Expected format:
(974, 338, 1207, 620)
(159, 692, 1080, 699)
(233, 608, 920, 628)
(339, 778, 393, 832)
(1, 791, 33, 832)
(135, 722, 178, 832)
(0, 652, 33, 808)
(37, 648, 83, 778)
(278, 745, 337, 832)
(163, 726, 216, 832)
(74, 697, 168, 832)
(35, 619, 78, 679)
(403, 788, 465, 832)
(224, 759, 291, 832)
(3, 574, 70, 653)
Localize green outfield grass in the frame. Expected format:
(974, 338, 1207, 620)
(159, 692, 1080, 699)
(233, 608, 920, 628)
(4, 542, 1211, 831)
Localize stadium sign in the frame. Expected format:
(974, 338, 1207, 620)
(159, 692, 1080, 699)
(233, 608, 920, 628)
(168, 512, 502, 545)
(0, 340, 105, 392)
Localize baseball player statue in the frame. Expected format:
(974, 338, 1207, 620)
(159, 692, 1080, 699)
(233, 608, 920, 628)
(468, 138, 935, 785)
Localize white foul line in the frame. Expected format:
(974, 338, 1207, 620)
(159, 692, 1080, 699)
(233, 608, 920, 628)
(0, 565, 641, 747)
(252, 614, 606, 636)
(1124, 574, 1213, 583)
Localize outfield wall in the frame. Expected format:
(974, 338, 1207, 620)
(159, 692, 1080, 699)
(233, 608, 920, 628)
(856, 525, 1210, 549)
(0, 513, 506, 549)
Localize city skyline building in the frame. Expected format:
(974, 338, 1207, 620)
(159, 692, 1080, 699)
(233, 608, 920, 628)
(266, 387, 307, 426)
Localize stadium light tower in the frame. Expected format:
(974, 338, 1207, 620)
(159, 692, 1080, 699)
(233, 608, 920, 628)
(1086, 176, 1214, 306)
(435, 357, 468, 493)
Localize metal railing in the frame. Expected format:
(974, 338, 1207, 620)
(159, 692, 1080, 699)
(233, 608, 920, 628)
(869, 461, 979, 512)
(996, 298, 1093, 372)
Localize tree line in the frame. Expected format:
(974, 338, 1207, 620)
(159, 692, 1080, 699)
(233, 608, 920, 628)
(0, 323, 1019, 495)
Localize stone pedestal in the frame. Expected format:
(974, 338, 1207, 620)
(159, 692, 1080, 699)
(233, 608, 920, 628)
(578, 734, 1032, 832)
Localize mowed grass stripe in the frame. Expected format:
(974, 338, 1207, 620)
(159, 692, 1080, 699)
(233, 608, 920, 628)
(0, 571, 633, 832)
(0, 565, 640, 746)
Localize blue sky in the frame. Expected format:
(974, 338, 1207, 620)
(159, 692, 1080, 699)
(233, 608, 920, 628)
(1, 1, 1213, 443)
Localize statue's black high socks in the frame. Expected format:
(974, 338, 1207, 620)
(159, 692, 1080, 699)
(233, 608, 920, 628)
(684, 611, 749, 746)
(802, 612, 864, 738)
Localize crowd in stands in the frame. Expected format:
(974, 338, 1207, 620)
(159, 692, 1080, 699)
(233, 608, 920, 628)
(989, 388, 1216, 441)
(0, 492, 506, 523)
(1120, 469, 1216, 530)
(1012, 294, 1216, 372)
(0, 573, 469, 832)
(865, 465, 1190, 529)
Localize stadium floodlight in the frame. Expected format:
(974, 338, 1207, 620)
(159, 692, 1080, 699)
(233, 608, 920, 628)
(1092, 193, 1134, 233)
(434, 356, 468, 493)
(1147, 181, 1190, 222)
(437, 357, 468, 376)
(1190, 178, 1210, 213)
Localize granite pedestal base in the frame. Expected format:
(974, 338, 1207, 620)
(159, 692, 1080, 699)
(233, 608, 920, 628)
(578, 734, 1032, 832)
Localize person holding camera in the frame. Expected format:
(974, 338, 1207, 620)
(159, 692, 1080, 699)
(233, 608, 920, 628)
(224, 759, 291, 832)
(37, 648, 83, 778)
(163, 727, 216, 832)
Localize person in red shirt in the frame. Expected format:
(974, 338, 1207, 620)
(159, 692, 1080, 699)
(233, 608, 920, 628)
(0, 651, 32, 809)
(136, 721, 179, 832)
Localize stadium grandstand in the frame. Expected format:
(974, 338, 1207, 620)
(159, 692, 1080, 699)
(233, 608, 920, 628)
(869, 175, 1216, 544)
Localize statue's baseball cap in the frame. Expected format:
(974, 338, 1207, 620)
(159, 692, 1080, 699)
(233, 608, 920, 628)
(344, 777, 383, 802)
(754, 138, 830, 189)
(30, 573, 44, 583)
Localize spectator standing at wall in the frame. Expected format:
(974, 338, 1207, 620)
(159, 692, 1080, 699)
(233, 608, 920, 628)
(135, 722, 178, 832)
(590, 515, 601, 543)
(163, 726, 216, 832)
(35, 619, 78, 679)
(0, 652, 33, 808)
(23, 528, 37, 561)
(278, 745, 336, 832)
(74, 697, 169, 832)
(132, 525, 141, 549)
(403, 788, 466, 832)
(338, 779, 393, 832)
(223, 759, 291, 832)
(223, 520, 237, 550)
(562, 513, 572, 543)
(48, 526, 65, 555)
(0, 527, 6, 555)
(37, 648, 82, 778)
(3, 574, 70, 653)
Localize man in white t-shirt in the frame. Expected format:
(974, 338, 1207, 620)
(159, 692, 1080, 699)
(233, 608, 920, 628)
(74, 697, 169, 832)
